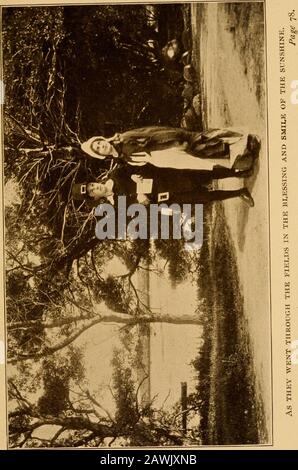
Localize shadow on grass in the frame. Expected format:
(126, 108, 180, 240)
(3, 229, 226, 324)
(237, 157, 261, 252)
(191, 203, 268, 444)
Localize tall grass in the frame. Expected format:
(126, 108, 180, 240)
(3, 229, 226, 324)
(191, 204, 267, 444)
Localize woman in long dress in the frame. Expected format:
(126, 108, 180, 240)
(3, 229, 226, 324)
(80, 126, 260, 173)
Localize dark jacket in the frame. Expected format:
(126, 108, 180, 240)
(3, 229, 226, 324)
(109, 163, 231, 205)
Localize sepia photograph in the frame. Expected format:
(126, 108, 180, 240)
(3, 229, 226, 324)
(2, 1, 272, 447)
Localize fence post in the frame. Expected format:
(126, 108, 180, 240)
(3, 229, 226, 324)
(181, 381, 187, 434)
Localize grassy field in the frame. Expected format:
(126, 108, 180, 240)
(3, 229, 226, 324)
(224, 2, 265, 105)
(188, 1, 270, 444)
(192, 202, 268, 445)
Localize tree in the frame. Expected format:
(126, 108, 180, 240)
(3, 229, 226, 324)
(4, 5, 202, 447)
(3, 6, 181, 332)
(8, 367, 192, 447)
(3, 5, 186, 336)
(8, 332, 202, 448)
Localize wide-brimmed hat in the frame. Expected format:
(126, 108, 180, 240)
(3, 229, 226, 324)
(81, 136, 107, 159)
(72, 182, 107, 208)
(72, 183, 89, 201)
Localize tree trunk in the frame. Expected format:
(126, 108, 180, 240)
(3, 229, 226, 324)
(100, 311, 201, 325)
(7, 309, 201, 364)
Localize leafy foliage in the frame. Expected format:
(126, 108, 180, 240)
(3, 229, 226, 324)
(4, 4, 201, 448)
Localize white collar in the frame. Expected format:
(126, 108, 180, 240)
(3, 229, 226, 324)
(105, 179, 114, 193)
(105, 179, 114, 204)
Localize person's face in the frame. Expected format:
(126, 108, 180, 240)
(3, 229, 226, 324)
(91, 139, 114, 157)
(87, 182, 108, 200)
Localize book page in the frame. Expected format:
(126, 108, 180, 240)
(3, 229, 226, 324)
(0, 0, 297, 450)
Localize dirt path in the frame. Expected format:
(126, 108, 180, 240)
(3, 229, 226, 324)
(191, 2, 272, 441)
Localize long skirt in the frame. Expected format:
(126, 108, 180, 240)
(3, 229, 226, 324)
(128, 129, 248, 171)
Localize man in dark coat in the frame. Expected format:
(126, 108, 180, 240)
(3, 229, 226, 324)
(72, 163, 254, 207)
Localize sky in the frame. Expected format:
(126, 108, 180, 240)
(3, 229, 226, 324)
(76, 254, 203, 413)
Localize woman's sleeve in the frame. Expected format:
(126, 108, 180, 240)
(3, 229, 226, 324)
(111, 163, 135, 181)
(120, 128, 153, 148)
